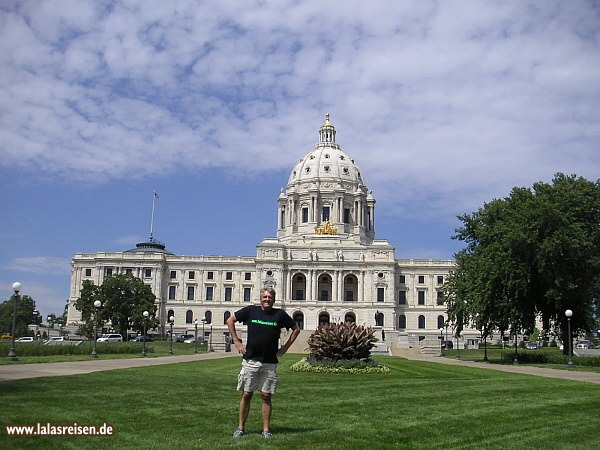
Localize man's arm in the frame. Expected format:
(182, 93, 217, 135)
(276, 324, 301, 357)
(226, 313, 246, 355)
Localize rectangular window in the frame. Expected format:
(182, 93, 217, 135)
(144, 268, 152, 278)
(125, 268, 133, 274)
(189, 271, 195, 280)
(418, 290, 425, 305)
(243, 287, 251, 302)
(105, 268, 113, 277)
(437, 275, 444, 285)
(399, 275, 405, 284)
(302, 207, 309, 223)
(225, 287, 232, 301)
(85, 268, 92, 277)
(418, 275, 425, 284)
(207, 271, 214, 280)
(398, 291, 406, 305)
(206, 286, 213, 301)
(226, 272, 233, 280)
(322, 206, 330, 222)
(168, 285, 176, 300)
(437, 290, 445, 305)
(377, 288, 385, 302)
(170, 270, 177, 279)
(344, 208, 351, 224)
(244, 272, 251, 281)
(187, 286, 195, 301)
(345, 291, 354, 301)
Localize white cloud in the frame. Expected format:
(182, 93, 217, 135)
(0, 0, 598, 219)
(4, 257, 71, 275)
(1, 279, 67, 316)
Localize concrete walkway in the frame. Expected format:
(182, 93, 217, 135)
(0, 352, 240, 383)
(1, 352, 599, 384)
(401, 354, 600, 384)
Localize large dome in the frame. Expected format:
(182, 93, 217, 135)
(287, 114, 367, 191)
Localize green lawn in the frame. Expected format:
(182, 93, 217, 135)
(1, 355, 599, 449)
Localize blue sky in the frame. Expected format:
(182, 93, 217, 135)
(1, 0, 599, 318)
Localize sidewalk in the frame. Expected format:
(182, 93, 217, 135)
(402, 354, 600, 384)
(0, 352, 240, 383)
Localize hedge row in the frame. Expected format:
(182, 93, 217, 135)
(501, 351, 600, 366)
(0, 342, 153, 356)
(290, 357, 390, 374)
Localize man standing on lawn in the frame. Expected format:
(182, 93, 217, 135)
(226, 287, 301, 439)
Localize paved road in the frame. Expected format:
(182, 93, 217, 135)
(0, 352, 599, 384)
(0, 352, 240, 383)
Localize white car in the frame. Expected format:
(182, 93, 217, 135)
(576, 341, 592, 349)
(97, 334, 123, 343)
(16, 336, 35, 343)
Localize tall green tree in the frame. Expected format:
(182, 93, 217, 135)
(75, 274, 159, 340)
(0, 294, 42, 337)
(445, 174, 600, 351)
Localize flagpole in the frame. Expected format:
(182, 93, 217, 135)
(150, 191, 157, 241)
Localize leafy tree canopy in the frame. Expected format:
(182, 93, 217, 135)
(0, 294, 42, 337)
(75, 274, 159, 340)
(445, 173, 600, 346)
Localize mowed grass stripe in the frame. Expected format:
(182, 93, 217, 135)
(1, 356, 598, 449)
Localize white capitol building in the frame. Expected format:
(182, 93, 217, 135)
(67, 115, 481, 351)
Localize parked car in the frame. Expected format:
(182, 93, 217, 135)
(576, 341, 592, 349)
(441, 340, 453, 349)
(183, 337, 205, 344)
(16, 336, 35, 343)
(526, 342, 540, 350)
(46, 336, 65, 342)
(97, 334, 123, 343)
(174, 334, 194, 343)
(130, 336, 153, 342)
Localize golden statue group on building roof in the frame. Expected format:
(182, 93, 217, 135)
(315, 220, 338, 235)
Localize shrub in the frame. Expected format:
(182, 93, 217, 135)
(501, 351, 600, 366)
(0, 342, 153, 357)
(307, 322, 377, 361)
(290, 357, 390, 374)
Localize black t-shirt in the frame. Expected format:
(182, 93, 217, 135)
(234, 305, 296, 363)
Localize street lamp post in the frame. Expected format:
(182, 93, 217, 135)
(194, 319, 199, 354)
(168, 316, 174, 355)
(482, 326, 488, 362)
(565, 309, 575, 368)
(513, 329, 519, 364)
(439, 328, 444, 356)
(201, 318, 206, 346)
(6, 282, 22, 361)
(209, 324, 213, 352)
(90, 300, 102, 358)
(142, 311, 149, 357)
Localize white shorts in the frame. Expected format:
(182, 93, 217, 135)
(237, 359, 279, 394)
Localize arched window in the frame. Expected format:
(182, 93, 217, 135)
(344, 312, 356, 323)
(224, 311, 231, 324)
(292, 273, 306, 301)
(205, 310, 212, 324)
(418, 315, 426, 329)
(398, 314, 406, 329)
(293, 312, 304, 330)
(186, 310, 193, 324)
(344, 274, 358, 301)
(167, 309, 175, 321)
(318, 312, 330, 326)
(437, 315, 445, 329)
(318, 274, 332, 301)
